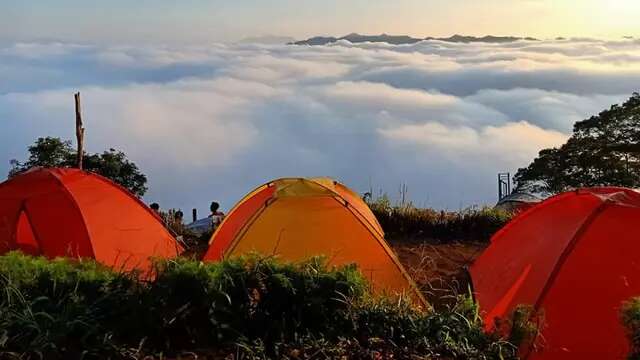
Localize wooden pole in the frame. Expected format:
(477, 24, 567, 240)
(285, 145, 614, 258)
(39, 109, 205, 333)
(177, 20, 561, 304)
(192, 208, 197, 223)
(74, 92, 85, 169)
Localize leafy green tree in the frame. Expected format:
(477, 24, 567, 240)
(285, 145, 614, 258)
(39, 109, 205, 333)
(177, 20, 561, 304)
(514, 93, 640, 193)
(9, 136, 148, 196)
(9, 137, 74, 170)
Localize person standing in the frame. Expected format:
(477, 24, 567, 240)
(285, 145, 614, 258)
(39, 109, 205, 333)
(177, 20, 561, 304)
(209, 201, 225, 228)
(174, 210, 184, 224)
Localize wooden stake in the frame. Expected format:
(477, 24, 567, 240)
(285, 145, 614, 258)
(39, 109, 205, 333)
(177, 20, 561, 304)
(74, 92, 85, 169)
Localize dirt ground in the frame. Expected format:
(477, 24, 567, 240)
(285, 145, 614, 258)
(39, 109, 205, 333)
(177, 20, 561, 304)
(391, 241, 487, 307)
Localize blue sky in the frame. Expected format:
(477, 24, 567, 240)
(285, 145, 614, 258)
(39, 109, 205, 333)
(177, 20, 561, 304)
(2, 0, 639, 44)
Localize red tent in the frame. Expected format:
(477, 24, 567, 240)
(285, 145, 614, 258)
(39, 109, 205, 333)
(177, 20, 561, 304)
(0, 168, 183, 272)
(471, 187, 640, 359)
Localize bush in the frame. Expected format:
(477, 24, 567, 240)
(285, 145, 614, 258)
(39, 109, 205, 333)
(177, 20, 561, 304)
(0, 252, 518, 359)
(144, 256, 367, 350)
(0, 254, 141, 358)
(369, 198, 513, 243)
(622, 297, 640, 359)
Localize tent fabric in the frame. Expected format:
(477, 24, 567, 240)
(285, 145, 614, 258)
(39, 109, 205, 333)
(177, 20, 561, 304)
(204, 178, 424, 304)
(0, 168, 183, 272)
(471, 187, 640, 359)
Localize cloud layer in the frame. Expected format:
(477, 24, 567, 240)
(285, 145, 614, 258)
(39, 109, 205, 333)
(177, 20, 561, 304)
(1, 38, 638, 212)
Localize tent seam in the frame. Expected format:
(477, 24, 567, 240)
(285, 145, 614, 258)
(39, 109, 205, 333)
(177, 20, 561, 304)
(531, 200, 611, 313)
(224, 197, 276, 259)
(46, 169, 96, 259)
(309, 179, 385, 238)
(487, 186, 635, 247)
(85, 171, 183, 253)
(334, 196, 428, 306)
(208, 182, 275, 246)
(519, 199, 611, 359)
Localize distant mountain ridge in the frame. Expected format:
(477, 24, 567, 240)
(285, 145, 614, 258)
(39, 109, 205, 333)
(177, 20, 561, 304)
(291, 33, 539, 46)
(239, 35, 297, 44)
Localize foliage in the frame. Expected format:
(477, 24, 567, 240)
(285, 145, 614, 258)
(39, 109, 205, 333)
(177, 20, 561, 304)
(0, 253, 139, 359)
(506, 306, 542, 350)
(234, 294, 517, 359)
(9, 136, 148, 196)
(515, 93, 640, 193)
(490, 305, 543, 356)
(0, 252, 519, 359)
(9, 137, 74, 170)
(621, 297, 640, 359)
(368, 197, 513, 243)
(337, 294, 516, 359)
(83, 149, 148, 196)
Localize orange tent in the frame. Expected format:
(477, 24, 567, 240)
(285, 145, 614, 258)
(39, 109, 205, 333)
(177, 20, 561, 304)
(471, 187, 640, 359)
(0, 168, 183, 272)
(204, 178, 424, 304)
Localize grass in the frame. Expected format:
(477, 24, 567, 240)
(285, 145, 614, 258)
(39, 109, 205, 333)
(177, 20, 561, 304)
(0, 252, 522, 359)
(368, 196, 513, 244)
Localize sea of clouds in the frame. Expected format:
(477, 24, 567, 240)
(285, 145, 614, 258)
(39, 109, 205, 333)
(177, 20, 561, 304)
(1, 38, 639, 213)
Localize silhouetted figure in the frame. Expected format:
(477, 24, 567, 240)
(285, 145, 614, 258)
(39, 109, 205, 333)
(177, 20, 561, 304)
(209, 201, 225, 228)
(174, 210, 184, 223)
(150, 203, 160, 213)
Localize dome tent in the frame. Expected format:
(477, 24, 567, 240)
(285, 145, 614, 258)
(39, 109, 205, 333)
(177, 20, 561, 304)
(471, 187, 640, 359)
(0, 168, 183, 272)
(204, 177, 424, 304)
(495, 191, 542, 213)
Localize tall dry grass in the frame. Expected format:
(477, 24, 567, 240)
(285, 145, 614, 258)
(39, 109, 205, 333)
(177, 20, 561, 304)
(368, 195, 513, 243)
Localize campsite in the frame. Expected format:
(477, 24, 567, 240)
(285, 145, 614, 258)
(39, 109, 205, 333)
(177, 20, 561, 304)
(3, 104, 640, 358)
(0, 167, 520, 359)
(3, 94, 640, 358)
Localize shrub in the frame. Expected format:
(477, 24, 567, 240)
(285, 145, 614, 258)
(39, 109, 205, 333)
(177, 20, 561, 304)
(0, 254, 140, 359)
(144, 256, 368, 351)
(201, 294, 519, 359)
(0, 252, 518, 359)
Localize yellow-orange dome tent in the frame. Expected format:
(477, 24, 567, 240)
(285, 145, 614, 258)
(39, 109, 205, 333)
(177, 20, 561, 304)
(203, 178, 424, 304)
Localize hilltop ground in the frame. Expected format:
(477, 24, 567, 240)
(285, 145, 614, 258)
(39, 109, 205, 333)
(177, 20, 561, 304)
(392, 241, 486, 306)
(176, 204, 504, 306)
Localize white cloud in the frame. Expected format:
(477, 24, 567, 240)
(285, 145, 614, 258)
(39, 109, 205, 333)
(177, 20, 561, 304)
(379, 121, 567, 166)
(0, 38, 638, 212)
